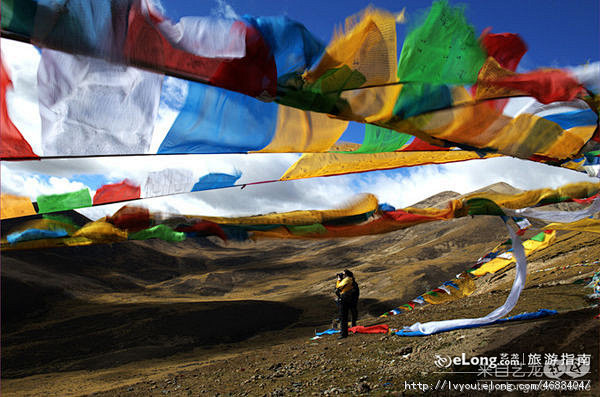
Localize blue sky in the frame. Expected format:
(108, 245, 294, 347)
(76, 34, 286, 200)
(164, 0, 600, 145)
(166, 0, 599, 67)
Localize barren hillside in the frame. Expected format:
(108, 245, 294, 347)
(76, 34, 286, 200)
(1, 188, 599, 396)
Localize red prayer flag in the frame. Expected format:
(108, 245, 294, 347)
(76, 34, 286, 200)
(401, 138, 452, 151)
(124, 0, 276, 98)
(489, 68, 585, 104)
(1, 59, 37, 159)
(474, 31, 527, 111)
(481, 32, 527, 72)
(572, 193, 600, 204)
(176, 221, 228, 241)
(383, 210, 439, 223)
(107, 205, 150, 232)
(93, 180, 141, 205)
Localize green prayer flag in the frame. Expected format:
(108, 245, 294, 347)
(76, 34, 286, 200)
(353, 124, 413, 153)
(37, 189, 92, 213)
(530, 232, 546, 242)
(465, 198, 505, 216)
(42, 214, 78, 227)
(129, 225, 186, 242)
(396, 0, 486, 85)
(1, 0, 14, 29)
(276, 66, 366, 114)
(1, 0, 37, 36)
(286, 223, 327, 236)
(310, 66, 366, 95)
(538, 196, 570, 206)
(584, 151, 600, 162)
(393, 83, 452, 119)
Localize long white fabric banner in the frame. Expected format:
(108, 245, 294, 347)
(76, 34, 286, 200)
(403, 221, 526, 335)
(504, 196, 600, 223)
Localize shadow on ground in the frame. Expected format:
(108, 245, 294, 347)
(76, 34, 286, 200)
(1, 284, 300, 378)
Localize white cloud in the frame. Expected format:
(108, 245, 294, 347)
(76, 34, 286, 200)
(352, 157, 596, 209)
(75, 171, 359, 221)
(568, 62, 600, 93)
(159, 76, 188, 110)
(22, 152, 357, 220)
(211, 0, 239, 19)
(1, 152, 297, 198)
(71, 155, 597, 221)
(77, 155, 594, 220)
(0, 165, 89, 198)
(149, 104, 183, 153)
(146, 0, 166, 15)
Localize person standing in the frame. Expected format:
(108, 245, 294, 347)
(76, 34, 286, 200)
(346, 269, 359, 328)
(335, 269, 359, 339)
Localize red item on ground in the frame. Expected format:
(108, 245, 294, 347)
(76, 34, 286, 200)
(349, 324, 389, 334)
